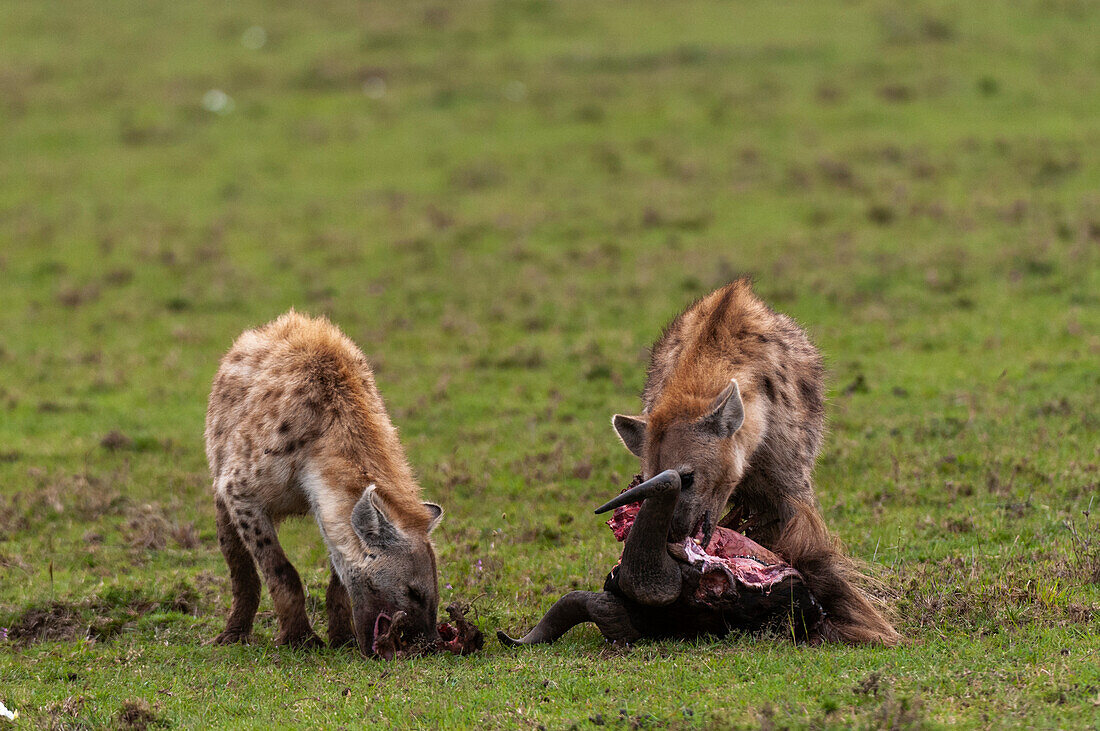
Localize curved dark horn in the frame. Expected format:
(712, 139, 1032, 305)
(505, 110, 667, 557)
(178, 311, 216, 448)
(604, 469, 684, 607)
(594, 469, 682, 515)
(497, 591, 603, 647)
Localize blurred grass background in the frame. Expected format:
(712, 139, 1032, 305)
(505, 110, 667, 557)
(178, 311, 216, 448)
(1, 1, 1098, 727)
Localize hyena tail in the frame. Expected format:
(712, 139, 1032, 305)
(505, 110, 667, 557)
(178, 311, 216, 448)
(775, 502, 901, 646)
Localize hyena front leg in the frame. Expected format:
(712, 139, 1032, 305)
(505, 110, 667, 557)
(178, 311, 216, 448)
(326, 561, 355, 648)
(225, 496, 323, 649)
(214, 496, 261, 645)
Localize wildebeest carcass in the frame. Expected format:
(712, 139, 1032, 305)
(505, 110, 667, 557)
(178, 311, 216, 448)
(497, 471, 824, 647)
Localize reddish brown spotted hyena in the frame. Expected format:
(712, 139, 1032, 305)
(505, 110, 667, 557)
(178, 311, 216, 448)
(205, 311, 443, 655)
(612, 279, 899, 644)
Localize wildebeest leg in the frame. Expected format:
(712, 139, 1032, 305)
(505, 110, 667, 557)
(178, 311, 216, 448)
(595, 469, 683, 606)
(497, 591, 640, 646)
(213, 496, 261, 645)
(228, 498, 323, 649)
(326, 562, 355, 648)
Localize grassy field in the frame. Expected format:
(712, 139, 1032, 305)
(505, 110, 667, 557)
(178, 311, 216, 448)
(2, 0, 1099, 727)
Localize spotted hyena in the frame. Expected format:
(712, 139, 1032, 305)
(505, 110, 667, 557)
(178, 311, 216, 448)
(205, 311, 443, 655)
(611, 279, 898, 644)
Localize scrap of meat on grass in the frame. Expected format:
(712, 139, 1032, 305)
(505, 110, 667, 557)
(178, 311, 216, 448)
(373, 601, 484, 661)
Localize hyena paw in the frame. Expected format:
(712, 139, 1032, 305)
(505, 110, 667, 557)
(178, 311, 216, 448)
(328, 631, 356, 649)
(213, 629, 251, 645)
(277, 628, 325, 649)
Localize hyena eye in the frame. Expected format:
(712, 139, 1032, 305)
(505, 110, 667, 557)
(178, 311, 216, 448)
(679, 471, 695, 490)
(407, 587, 425, 605)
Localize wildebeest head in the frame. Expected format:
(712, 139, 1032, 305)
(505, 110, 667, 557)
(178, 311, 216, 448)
(612, 379, 745, 543)
(343, 486, 442, 656)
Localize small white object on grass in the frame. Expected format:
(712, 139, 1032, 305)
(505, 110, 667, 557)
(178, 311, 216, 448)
(241, 25, 266, 50)
(202, 89, 234, 114)
(362, 76, 386, 99)
(503, 80, 527, 102)
(0, 700, 17, 721)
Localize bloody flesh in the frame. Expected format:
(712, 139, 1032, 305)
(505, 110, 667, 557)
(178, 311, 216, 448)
(370, 602, 484, 660)
(608, 498, 804, 604)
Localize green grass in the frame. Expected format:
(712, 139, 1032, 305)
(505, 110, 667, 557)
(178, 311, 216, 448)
(2, 0, 1099, 727)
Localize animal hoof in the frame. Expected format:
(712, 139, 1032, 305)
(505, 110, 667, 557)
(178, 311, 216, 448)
(213, 630, 251, 645)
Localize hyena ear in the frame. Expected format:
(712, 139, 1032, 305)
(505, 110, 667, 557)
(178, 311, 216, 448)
(352, 485, 404, 548)
(612, 414, 647, 458)
(698, 379, 745, 438)
(423, 502, 443, 533)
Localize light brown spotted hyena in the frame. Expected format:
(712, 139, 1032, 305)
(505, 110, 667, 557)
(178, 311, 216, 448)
(611, 279, 899, 644)
(205, 311, 443, 654)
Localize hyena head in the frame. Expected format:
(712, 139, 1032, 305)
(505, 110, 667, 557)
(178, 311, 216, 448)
(344, 486, 442, 655)
(612, 379, 745, 542)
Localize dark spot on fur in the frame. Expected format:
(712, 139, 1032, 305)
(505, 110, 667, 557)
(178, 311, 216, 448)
(273, 561, 299, 584)
(239, 521, 251, 531)
(762, 376, 776, 402)
(254, 526, 263, 536)
(798, 376, 823, 415)
(261, 537, 273, 547)
(756, 333, 770, 343)
(230, 352, 245, 364)
(278, 420, 291, 434)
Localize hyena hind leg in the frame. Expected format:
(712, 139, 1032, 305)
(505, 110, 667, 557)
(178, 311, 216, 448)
(227, 497, 324, 649)
(214, 497, 261, 645)
(326, 562, 355, 649)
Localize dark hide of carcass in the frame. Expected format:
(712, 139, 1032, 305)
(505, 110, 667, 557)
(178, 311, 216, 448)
(498, 472, 823, 647)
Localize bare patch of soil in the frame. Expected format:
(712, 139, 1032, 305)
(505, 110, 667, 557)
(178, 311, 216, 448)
(7, 602, 87, 643)
(4, 582, 205, 646)
(117, 699, 166, 730)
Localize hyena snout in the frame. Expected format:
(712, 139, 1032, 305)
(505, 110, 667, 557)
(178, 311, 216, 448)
(669, 497, 712, 542)
(350, 588, 439, 657)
